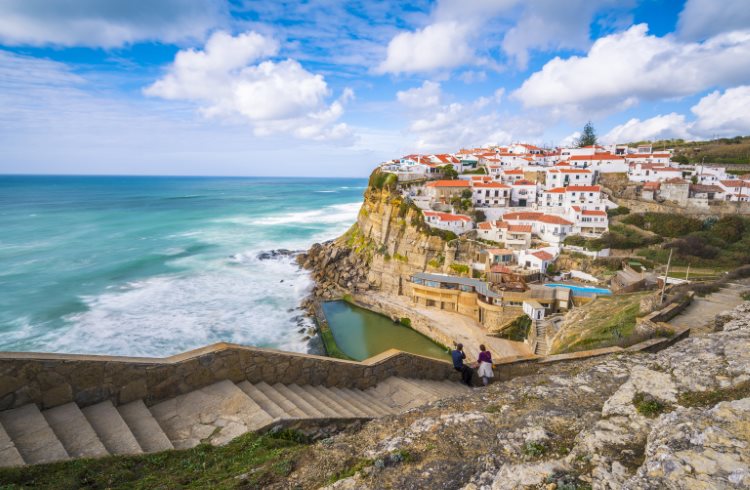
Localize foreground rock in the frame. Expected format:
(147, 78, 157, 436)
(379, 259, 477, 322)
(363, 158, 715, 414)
(269, 302, 750, 489)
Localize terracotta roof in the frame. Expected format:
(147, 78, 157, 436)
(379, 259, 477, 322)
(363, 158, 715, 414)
(426, 180, 470, 187)
(545, 187, 566, 194)
(663, 178, 688, 184)
(558, 168, 593, 174)
(423, 211, 472, 222)
(582, 210, 607, 216)
(486, 248, 514, 255)
(532, 251, 554, 260)
(472, 182, 511, 188)
(538, 215, 574, 225)
(504, 169, 524, 175)
(568, 154, 624, 161)
(553, 161, 572, 167)
(477, 222, 492, 230)
(507, 224, 532, 233)
(566, 185, 601, 192)
(720, 180, 750, 187)
(690, 184, 723, 193)
(643, 182, 661, 189)
(513, 179, 536, 186)
(503, 212, 572, 226)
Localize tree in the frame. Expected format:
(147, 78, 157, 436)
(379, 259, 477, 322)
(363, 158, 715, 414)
(673, 154, 689, 165)
(441, 164, 458, 180)
(577, 121, 597, 147)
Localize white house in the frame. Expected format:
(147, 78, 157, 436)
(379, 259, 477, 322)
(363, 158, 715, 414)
(545, 168, 594, 190)
(476, 220, 533, 249)
(503, 212, 575, 245)
(471, 182, 511, 207)
(517, 248, 558, 272)
(422, 211, 474, 234)
(718, 180, 750, 201)
(510, 180, 538, 207)
(624, 153, 671, 165)
(567, 207, 608, 235)
(628, 163, 684, 183)
(567, 153, 626, 172)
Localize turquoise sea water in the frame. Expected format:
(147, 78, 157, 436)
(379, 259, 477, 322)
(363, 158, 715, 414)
(0, 175, 366, 357)
(544, 283, 612, 296)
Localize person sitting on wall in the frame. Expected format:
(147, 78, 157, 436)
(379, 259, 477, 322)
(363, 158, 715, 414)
(451, 343, 474, 387)
(476, 344, 494, 386)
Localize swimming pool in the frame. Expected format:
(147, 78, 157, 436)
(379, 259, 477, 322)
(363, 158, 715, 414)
(544, 283, 612, 295)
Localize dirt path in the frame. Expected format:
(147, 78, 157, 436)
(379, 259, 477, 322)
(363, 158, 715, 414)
(356, 291, 531, 361)
(670, 279, 750, 333)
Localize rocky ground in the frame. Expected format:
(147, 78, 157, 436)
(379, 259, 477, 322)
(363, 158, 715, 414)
(266, 302, 750, 489)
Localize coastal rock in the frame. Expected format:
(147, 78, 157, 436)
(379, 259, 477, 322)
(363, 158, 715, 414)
(256, 248, 300, 260)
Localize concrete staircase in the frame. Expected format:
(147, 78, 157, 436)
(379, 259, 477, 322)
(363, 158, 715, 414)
(534, 321, 548, 355)
(0, 377, 469, 467)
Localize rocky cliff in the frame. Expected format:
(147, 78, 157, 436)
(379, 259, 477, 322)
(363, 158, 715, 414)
(277, 302, 750, 489)
(298, 182, 482, 302)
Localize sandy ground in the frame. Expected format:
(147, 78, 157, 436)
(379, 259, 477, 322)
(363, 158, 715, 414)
(361, 291, 531, 362)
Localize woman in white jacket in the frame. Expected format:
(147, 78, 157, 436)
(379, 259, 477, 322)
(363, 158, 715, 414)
(476, 344, 494, 386)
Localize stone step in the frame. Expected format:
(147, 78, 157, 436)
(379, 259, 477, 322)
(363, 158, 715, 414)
(255, 382, 306, 418)
(287, 384, 338, 417)
(388, 377, 441, 402)
(421, 379, 468, 397)
(366, 377, 433, 411)
(117, 400, 174, 453)
(0, 404, 69, 465)
(0, 420, 25, 468)
(397, 378, 445, 398)
(350, 388, 397, 415)
(272, 383, 325, 418)
(236, 381, 288, 419)
(313, 385, 369, 417)
(299, 385, 358, 418)
(330, 387, 382, 417)
(82, 401, 142, 456)
(43, 402, 109, 459)
(150, 380, 274, 449)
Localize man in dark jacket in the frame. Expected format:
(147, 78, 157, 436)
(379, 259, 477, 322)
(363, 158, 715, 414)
(451, 343, 474, 386)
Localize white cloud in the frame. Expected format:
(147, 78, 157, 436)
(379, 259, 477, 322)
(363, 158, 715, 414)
(514, 24, 750, 113)
(376, 22, 475, 74)
(602, 86, 750, 143)
(690, 86, 750, 137)
(677, 0, 750, 40)
(0, 0, 225, 47)
(145, 31, 353, 141)
(396, 81, 442, 109)
(502, 0, 616, 69)
(394, 81, 544, 151)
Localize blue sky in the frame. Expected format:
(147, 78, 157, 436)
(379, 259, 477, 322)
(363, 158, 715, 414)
(1, 0, 749, 177)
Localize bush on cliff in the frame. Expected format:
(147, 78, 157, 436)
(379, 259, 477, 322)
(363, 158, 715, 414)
(622, 212, 703, 237)
(368, 170, 397, 191)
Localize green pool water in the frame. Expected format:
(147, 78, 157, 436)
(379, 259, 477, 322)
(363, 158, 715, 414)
(321, 301, 450, 361)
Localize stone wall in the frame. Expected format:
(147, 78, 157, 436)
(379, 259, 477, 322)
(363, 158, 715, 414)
(613, 196, 750, 216)
(0, 344, 459, 412)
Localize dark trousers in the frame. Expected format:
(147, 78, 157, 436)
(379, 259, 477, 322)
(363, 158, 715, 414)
(455, 365, 473, 386)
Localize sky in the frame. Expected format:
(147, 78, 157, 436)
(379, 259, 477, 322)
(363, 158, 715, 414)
(1, 0, 750, 177)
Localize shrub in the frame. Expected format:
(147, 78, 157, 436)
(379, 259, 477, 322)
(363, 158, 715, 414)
(665, 235, 720, 259)
(633, 392, 667, 418)
(449, 263, 470, 274)
(607, 206, 630, 217)
(399, 317, 412, 327)
(711, 215, 746, 244)
(623, 213, 704, 237)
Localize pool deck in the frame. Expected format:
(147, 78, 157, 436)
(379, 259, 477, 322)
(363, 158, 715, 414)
(355, 291, 532, 362)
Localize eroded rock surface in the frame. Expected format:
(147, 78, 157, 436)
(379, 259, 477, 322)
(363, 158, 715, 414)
(273, 303, 750, 489)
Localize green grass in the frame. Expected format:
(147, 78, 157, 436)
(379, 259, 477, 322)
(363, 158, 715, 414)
(326, 458, 374, 484)
(449, 263, 470, 275)
(494, 315, 531, 342)
(551, 293, 647, 354)
(633, 392, 667, 418)
(0, 430, 309, 490)
(677, 381, 750, 408)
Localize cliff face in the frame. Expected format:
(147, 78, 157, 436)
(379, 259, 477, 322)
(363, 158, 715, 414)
(299, 185, 481, 300)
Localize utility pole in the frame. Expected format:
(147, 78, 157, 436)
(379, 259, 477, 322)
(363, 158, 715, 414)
(685, 263, 690, 282)
(660, 248, 673, 305)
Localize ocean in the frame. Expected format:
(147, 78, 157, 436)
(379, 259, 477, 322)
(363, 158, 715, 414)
(0, 175, 366, 357)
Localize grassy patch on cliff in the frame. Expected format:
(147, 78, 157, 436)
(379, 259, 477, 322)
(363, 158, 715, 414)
(550, 293, 649, 354)
(0, 430, 309, 490)
(494, 315, 531, 342)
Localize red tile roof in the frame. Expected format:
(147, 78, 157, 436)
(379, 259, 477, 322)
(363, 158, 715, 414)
(532, 251, 554, 260)
(507, 224, 532, 233)
(545, 187, 566, 194)
(568, 154, 624, 161)
(472, 182, 511, 188)
(426, 180, 470, 187)
(423, 211, 472, 222)
(566, 185, 601, 192)
(582, 210, 607, 216)
(513, 179, 536, 186)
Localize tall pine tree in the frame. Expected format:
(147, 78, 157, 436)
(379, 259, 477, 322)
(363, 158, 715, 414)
(577, 121, 597, 147)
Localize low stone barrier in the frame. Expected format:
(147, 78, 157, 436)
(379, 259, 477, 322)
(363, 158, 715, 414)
(0, 344, 459, 412)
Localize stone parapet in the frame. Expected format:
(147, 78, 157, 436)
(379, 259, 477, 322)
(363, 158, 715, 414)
(0, 344, 458, 412)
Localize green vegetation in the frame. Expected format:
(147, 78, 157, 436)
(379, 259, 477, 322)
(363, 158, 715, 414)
(449, 263, 470, 275)
(627, 214, 750, 269)
(606, 206, 630, 217)
(494, 315, 531, 342)
(399, 317, 412, 328)
(393, 252, 408, 263)
(564, 223, 661, 251)
(677, 380, 750, 408)
(742, 291, 750, 301)
(523, 441, 548, 458)
(319, 319, 355, 361)
(551, 293, 648, 354)
(427, 254, 445, 269)
(0, 430, 309, 490)
(576, 121, 597, 147)
(628, 135, 750, 165)
(326, 458, 374, 484)
(368, 169, 397, 190)
(462, 166, 487, 175)
(633, 392, 667, 418)
(440, 164, 458, 180)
